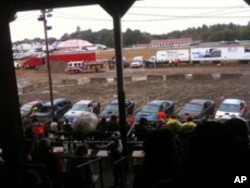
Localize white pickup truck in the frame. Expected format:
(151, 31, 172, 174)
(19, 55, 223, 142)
(130, 56, 144, 68)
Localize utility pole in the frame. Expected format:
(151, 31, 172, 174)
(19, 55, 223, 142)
(38, 9, 54, 121)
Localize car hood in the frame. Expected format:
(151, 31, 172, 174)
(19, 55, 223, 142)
(135, 111, 157, 121)
(64, 110, 84, 117)
(177, 110, 200, 117)
(20, 110, 30, 117)
(33, 112, 51, 118)
(215, 110, 240, 119)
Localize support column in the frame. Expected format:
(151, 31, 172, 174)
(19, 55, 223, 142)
(0, 5, 25, 166)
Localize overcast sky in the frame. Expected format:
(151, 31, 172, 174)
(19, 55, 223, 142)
(9, 0, 250, 42)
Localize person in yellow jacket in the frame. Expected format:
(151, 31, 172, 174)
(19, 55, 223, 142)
(166, 115, 183, 133)
(181, 117, 197, 133)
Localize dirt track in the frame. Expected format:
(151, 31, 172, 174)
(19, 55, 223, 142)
(16, 63, 250, 118)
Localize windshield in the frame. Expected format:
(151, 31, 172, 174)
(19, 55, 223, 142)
(218, 103, 239, 112)
(141, 104, 160, 113)
(105, 103, 118, 111)
(20, 104, 32, 112)
(37, 106, 51, 113)
(183, 103, 203, 112)
(71, 103, 88, 111)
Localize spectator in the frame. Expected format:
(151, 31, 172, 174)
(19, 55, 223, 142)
(223, 118, 250, 178)
(156, 118, 166, 129)
(62, 118, 73, 137)
(182, 121, 241, 186)
(157, 108, 167, 121)
(239, 100, 247, 117)
(166, 115, 183, 134)
(181, 117, 197, 133)
(64, 143, 94, 188)
(96, 117, 107, 133)
(50, 117, 59, 133)
(23, 138, 36, 163)
(109, 132, 124, 188)
(134, 117, 156, 141)
(31, 115, 45, 138)
(24, 126, 39, 143)
(106, 115, 119, 133)
(32, 137, 62, 185)
(133, 128, 183, 188)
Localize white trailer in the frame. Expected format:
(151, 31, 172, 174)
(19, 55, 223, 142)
(148, 49, 190, 63)
(190, 46, 250, 63)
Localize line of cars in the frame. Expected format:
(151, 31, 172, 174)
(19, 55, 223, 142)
(20, 96, 248, 127)
(20, 98, 135, 125)
(135, 98, 248, 125)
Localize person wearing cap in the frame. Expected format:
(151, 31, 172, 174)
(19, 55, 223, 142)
(157, 108, 167, 121)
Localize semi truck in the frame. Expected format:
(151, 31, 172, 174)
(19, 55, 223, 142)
(145, 46, 250, 67)
(145, 49, 190, 67)
(190, 46, 250, 64)
(21, 51, 96, 69)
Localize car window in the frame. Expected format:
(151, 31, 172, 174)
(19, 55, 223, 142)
(162, 102, 169, 110)
(141, 104, 159, 113)
(183, 103, 203, 112)
(125, 101, 130, 108)
(20, 104, 32, 112)
(218, 103, 239, 112)
(38, 106, 51, 113)
(105, 103, 118, 111)
(57, 102, 64, 108)
(71, 103, 88, 111)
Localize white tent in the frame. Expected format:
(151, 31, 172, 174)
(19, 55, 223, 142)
(56, 38, 93, 50)
(15, 43, 33, 52)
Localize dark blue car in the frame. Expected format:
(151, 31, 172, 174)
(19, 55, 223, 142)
(33, 98, 72, 122)
(135, 100, 175, 125)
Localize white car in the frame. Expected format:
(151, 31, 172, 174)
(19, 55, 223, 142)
(63, 99, 100, 123)
(130, 56, 144, 68)
(214, 98, 247, 120)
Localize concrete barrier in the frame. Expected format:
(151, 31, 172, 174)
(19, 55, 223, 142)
(192, 74, 213, 80)
(62, 79, 78, 85)
(146, 74, 164, 81)
(114, 76, 132, 82)
(166, 74, 186, 80)
(34, 81, 49, 88)
(220, 73, 242, 79)
(90, 77, 107, 83)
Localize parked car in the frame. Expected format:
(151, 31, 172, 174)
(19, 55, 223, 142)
(111, 56, 129, 68)
(20, 99, 46, 119)
(214, 98, 247, 121)
(63, 99, 101, 123)
(176, 99, 215, 122)
(33, 98, 72, 122)
(130, 56, 144, 68)
(99, 99, 135, 120)
(135, 100, 175, 125)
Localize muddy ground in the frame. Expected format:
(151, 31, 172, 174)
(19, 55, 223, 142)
(15, 62, 250, 119)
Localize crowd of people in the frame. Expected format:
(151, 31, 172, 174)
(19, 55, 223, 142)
(132, 115, 250, 187)
(0, 112, 250, 187)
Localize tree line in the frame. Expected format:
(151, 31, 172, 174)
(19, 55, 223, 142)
(15, 22, 250, 48)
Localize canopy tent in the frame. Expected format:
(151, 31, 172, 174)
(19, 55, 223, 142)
(56, 38, 93, 50)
